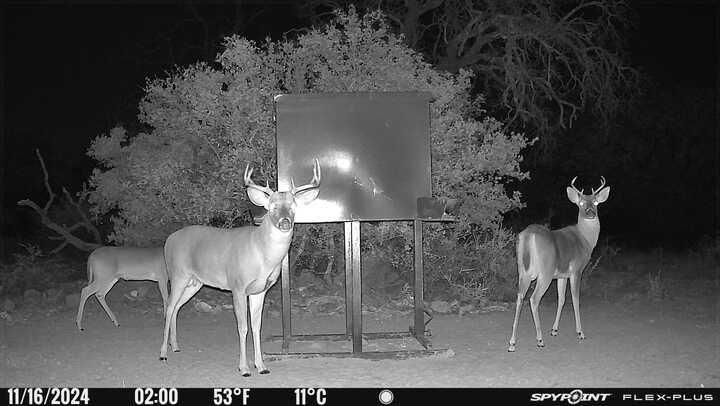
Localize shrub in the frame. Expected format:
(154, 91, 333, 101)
(87, 7, 529, 302)
(0, 244, 77, 297)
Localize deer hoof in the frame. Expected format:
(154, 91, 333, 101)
(577, 332, 586, 340)
(507, 344, 516, 352)
(537, 339, 545, 348)
(550, 328, 558, 336)
(259, 369, 270, 375)
(159, 356, 167, 362)
(240, 371, 251, 377)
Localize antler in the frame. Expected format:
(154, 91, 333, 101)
(591, 176, 607, 195)
(291, 158, 321, 195)
(244, 164, 274, 196)
(570, 176, 584, 195)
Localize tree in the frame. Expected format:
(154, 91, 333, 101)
(87, 7, 529, 299)
(298, 0, 640, 150)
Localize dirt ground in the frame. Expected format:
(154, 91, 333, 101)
(2, 260, 719, 388)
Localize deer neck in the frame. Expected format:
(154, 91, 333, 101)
(575, 215, 601, 250)
(253, 218, 293, 266)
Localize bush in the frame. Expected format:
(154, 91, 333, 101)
(87, 7, 529, 302)
(0, 244, 78, 297)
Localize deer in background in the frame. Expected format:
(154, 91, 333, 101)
(76, 247, 168, 331)
(508, 177, 610, 352)
(159, 159, 321, 376)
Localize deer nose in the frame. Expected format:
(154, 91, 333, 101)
(278, 217, 292, 231)
(585, 207, 596, 218)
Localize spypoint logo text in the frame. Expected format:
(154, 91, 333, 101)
(531, 389, 611, 404)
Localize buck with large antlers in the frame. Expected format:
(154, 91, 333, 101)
(159, 159, 321, 376)
(508, 176, 610, 352)
(76, 247, 168, 331)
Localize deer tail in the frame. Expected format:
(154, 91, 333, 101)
(517, 231, 531, 274)
(86, 255, 94, 284)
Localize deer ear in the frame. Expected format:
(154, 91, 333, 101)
(294, 188, 319, 205)
(247, 189, 270, 209)
(566, 187, 581, 204)
(595, 186, 610, 203)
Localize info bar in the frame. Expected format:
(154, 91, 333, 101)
(3, 387, 719, 406)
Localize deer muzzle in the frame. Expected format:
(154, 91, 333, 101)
(584, 206, 597, 219)
(278, 217, 293, 232)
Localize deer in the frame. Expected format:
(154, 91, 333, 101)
(158, 159, 321, 376)
(76, 246, 168, 331)
(508, 176, 610, 352)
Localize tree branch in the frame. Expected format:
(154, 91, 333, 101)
(17, 149, 102, 253)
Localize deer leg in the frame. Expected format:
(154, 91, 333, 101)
(95, 278, 120, 327)
(249, 292, 269, 374)
(232, 293, 251, 377)
(169, 280, 202, 352)
(160, 277, 191, 361)
(551, 278, 567, 336)
(529, 275, 553, 348)
(76, 282, 100, 331)
(569, 273, 585, 340)
(508, 273, 532, 352)
(157, 277, 169, 313)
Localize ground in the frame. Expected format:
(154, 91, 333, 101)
(1, 251, 719, 388)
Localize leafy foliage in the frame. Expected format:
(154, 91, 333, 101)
(87, 7, 529, 300)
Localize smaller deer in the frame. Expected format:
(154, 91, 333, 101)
(508, 177, 610, 352)
(76, 247, 168, 331)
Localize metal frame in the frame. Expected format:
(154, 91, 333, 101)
(266, 92, 454, 360)
(264, 218, 453, 360)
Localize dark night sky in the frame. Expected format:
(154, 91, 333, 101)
(1, 2, 718, 246)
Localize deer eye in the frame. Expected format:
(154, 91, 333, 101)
(593, 201, 598, 206)
(579, 201, 585, 206)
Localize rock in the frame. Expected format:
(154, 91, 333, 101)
(65, 293, 80, 309)
(458, 304, 475, 316)
(430, 300, 452, 314)
(136, 285, 150, 298)
(193, 300, 214, 313)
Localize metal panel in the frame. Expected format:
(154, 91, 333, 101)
(275, 92, 432, 222)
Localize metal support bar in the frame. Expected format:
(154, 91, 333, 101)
(266, 330, 432, 343)
(413, 219, 425, 345)
(280, 254, 291, 353)
(351, 220, 362, 353)
(264, 348, 454, 361)
(344, 222, 353, 338)
(271, 219, 448, 358)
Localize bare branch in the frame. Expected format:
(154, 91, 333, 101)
(17, 199, 102, 253)
(17, 150, 103, 253)
(32, 148, 56, 212)
(63, 187, 102, 243)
